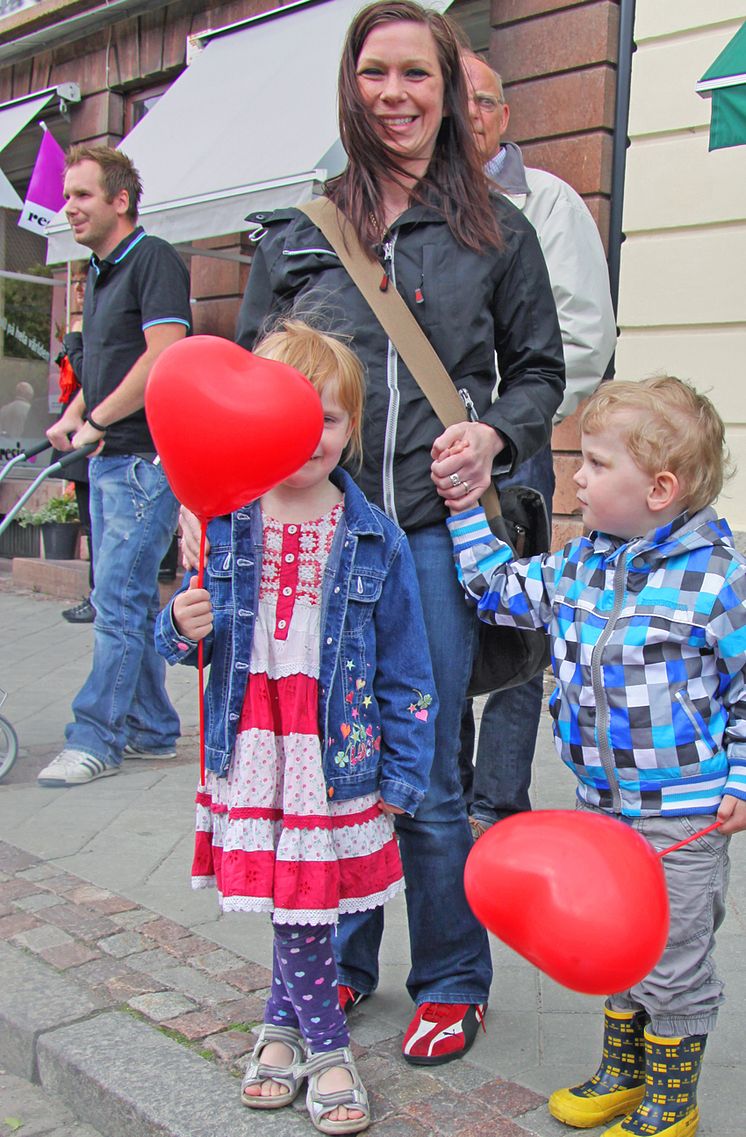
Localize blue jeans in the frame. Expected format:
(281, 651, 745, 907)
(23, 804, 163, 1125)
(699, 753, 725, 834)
(334, 522, 492, 1005)
(460, 444, 555, 823)
(65, 455, 180, 766)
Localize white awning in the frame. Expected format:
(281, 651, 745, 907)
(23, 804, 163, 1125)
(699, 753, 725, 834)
(46, 0, 452, 263)
(45, 0, 365, 262)
(0, 90, 57, 210)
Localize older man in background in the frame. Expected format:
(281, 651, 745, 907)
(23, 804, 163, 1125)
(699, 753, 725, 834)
(460, 53, 617, 836)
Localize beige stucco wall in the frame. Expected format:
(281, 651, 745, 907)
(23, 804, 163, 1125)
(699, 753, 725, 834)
(616, 2, 746, 528)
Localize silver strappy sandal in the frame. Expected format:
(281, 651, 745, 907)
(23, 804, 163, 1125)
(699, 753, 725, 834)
(240, 1023, 306, 1109)
(304, 1046, 370, 1134)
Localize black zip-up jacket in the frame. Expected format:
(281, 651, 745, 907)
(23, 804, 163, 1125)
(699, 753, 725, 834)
(236, 195, 565, 532)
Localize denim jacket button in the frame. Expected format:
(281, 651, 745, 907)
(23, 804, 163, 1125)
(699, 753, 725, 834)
(334, 586, 340, 594)
(326, 637, 333, 645)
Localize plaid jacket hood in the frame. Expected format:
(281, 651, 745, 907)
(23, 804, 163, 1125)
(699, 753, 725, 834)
(448, 506, 746, 817)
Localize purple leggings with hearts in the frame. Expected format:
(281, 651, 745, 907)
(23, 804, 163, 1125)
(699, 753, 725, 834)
(264, 921, 350, 1053)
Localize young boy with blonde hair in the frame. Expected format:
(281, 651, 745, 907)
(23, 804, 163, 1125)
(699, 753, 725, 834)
(445, 376, 746, 1137)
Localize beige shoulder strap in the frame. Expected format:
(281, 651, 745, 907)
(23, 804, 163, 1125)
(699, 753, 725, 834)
(299, 197, 501, 520)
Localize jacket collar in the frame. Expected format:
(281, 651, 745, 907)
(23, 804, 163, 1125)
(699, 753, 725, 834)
(241, 467, 384, 539)
(486, 142, 530, 196)
(591, 506, 732, 564)
(330, 467, 385, 537)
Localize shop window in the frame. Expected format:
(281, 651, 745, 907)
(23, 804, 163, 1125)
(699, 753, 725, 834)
(124, 83, 170, 134)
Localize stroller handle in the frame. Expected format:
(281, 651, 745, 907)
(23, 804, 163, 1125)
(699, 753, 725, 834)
(0, 442, 99, 535)
(54, 443, 99, 470)
(21, 439, 53, 460)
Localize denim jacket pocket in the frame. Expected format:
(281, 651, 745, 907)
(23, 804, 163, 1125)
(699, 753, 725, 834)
(346, 570, 383, 617)
(207, 548, 233, 611)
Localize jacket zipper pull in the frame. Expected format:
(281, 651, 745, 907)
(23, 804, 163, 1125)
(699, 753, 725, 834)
(380, 240, 394, 292)
(414, 275, 424, 304)
(458, 387, 479, 423)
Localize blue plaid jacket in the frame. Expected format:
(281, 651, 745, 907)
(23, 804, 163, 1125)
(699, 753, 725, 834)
(448, 506, 746, 817)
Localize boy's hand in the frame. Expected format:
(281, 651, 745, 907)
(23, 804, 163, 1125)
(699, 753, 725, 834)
(378, 799, 405, 816)
(172, 578, 213, 641)
(716, 794, 746, 835)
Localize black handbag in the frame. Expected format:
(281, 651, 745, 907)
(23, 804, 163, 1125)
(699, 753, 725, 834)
(299, 198, 551, 696)
(467, 483, 550, 696)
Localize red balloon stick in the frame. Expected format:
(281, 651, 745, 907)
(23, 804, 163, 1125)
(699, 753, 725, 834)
(197, 520, 207, 788)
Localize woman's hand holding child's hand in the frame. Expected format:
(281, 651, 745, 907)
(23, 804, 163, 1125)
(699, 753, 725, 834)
(431, 439, 471, 515)
(172, 577, 214, 642)
(716, 794, 746, 835)
(431, 422, 503, 514)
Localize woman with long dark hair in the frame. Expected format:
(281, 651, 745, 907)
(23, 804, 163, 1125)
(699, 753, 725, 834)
(228, 0, 562, 1070)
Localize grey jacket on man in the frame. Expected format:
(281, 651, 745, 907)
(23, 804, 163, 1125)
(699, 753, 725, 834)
(490, 142, 617, 423)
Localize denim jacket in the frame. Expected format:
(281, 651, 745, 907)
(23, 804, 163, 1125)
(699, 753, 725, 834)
(155, 469, 436, 814)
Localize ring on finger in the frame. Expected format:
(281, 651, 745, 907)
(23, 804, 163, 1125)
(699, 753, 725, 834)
(449, 472, 462, 488)
(462, 480, 470, 495)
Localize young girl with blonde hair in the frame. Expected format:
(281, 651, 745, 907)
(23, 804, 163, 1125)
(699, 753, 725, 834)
(156, 319, 435, 1134)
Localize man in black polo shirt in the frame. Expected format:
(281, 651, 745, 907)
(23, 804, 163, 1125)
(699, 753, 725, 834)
(39, 145, 191, 787)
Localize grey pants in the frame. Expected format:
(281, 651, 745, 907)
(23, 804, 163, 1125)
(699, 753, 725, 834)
(578, 803, 730, 1036)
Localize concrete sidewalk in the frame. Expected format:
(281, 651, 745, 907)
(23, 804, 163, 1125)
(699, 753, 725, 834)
(0, 580, 744, 1136)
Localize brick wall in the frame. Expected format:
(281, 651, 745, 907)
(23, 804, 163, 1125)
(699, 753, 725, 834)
(489, 0, 620, 546)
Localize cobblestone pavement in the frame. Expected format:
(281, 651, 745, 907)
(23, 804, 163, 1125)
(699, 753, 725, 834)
(0, 581, 744, 1136)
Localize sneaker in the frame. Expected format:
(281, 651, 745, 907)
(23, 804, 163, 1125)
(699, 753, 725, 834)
(38, 749, 118, 787)
(402, 1002, 487, 1066)
(338, 985, 369, 1015)
(124, 743, 177, 760)
(62, 597, 95, 624)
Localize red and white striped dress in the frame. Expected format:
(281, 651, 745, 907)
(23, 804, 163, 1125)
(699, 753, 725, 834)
(191, 502, 405, 925)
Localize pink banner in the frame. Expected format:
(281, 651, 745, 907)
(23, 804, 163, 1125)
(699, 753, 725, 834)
(18, 127, 65, 236)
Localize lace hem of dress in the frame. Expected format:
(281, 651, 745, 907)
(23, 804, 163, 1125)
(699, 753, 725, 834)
(191, 877, 406, 922)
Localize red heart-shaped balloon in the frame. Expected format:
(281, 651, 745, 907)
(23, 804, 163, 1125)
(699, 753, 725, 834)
(145, 335, 324, 521)
(464, 810, 669, 994)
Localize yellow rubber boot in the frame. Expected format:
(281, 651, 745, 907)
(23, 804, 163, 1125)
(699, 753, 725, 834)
(548, 1009, 647, 1128)
(602, 1029, 705, 1136)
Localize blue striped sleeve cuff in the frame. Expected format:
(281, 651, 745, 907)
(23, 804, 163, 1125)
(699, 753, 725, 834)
(142, 317, 192, 330)
(446, 508, 495, 552)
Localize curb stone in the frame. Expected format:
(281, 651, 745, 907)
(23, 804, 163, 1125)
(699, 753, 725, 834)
(0, 940, 109, 1081)
(36, 1011, 311, 1137)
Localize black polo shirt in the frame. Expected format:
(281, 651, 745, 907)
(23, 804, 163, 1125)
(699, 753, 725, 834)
(74, 226, 191, 455)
